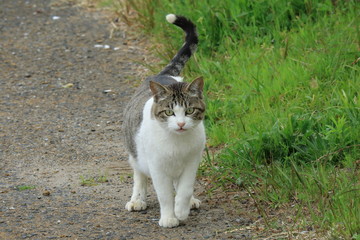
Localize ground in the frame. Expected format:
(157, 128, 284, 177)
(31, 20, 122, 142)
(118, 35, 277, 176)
(0, 1, 311, 239)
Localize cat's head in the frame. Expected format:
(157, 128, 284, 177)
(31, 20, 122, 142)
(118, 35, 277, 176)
(149, 77, 205, 134)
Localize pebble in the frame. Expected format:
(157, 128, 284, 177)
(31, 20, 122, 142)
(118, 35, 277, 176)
(62, 83, 74, 88)
(94, 44, 110, 49)
(43, 190, 51, 196)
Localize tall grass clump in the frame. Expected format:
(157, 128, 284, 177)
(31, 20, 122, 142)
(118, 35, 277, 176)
(97, 0, 359, 238)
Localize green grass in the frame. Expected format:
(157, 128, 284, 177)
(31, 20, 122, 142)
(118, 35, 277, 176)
(16, 185, 36, 191)
(80, 174, 108, 186)
(95, 0, 359, 238)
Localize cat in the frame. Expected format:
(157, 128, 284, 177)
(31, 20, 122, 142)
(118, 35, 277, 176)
(122, 13, 206, 228)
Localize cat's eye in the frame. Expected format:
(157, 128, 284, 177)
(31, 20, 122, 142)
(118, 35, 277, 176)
(164, 109, 174, 116)
(185, 108, 195, 115)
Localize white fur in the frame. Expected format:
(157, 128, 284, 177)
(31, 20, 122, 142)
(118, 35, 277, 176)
(171, 76, 183, 82)
(126, 97, 206, 228)
(166, 14, 176, 24)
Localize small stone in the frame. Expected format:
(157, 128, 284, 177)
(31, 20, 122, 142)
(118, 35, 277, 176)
(43, 190, 51, 196)
(62, 83, 74, 88)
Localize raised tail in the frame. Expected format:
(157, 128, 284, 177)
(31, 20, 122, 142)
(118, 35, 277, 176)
(159, 14, 198, 76)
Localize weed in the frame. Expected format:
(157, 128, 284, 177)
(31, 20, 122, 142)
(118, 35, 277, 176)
(16, 185, 36, 191)
(80, 174, 108, 186)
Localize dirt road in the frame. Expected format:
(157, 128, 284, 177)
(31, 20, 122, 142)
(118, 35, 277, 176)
(0, 0, 255, 239)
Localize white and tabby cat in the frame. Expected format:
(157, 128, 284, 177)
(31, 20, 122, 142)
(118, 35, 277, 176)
(122, 14, 205, 228)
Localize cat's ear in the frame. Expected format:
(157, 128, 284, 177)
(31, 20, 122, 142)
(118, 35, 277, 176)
(149, 81, 169, 102)
(186, 77, 204, 97)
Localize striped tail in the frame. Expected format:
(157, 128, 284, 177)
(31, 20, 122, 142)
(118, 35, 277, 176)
(159, 14, 198, 76)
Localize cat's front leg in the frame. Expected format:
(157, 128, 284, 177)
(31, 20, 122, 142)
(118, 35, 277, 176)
(125, 167, 147, 211)
(151, 172, 179, 228)
(174, 159, 201, 221)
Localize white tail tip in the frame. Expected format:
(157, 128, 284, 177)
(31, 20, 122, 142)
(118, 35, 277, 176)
(166, 14, 176, 24)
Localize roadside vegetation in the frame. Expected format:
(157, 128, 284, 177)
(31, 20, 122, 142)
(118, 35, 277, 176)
(90, 0, 358, 238)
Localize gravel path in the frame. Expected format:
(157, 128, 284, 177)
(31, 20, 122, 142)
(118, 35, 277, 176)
(0, 1, 253, 239)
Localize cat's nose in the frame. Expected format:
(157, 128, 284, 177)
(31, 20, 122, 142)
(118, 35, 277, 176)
(177, 122, 186, 128)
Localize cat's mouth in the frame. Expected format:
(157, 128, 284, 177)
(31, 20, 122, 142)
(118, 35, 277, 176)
(176, 128, 187, 133)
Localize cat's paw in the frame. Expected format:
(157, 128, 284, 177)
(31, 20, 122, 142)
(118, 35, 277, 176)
(174, 205, 190, 221)
(190, 197, 201, 209)
(125, 200, 147, 211)
(159, 217, 179, 228)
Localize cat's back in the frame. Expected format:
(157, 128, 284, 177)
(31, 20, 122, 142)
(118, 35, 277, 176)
(123, 75, 178, 157)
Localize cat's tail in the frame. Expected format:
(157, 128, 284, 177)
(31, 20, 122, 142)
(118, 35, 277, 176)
(159, 14, 198, 76)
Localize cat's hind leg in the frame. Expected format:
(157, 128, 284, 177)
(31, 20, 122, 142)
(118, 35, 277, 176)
(173, 182, 201, 210)
(190, 195, 201, 209)
(125, 166, 148, 211)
